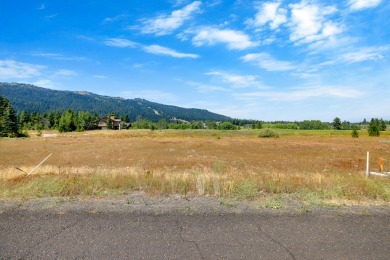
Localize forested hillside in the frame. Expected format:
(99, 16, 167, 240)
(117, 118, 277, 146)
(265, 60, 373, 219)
(0, 82, 231, 122)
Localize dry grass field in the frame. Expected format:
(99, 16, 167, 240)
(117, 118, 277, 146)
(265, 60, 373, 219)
(1, 129, 390, 206)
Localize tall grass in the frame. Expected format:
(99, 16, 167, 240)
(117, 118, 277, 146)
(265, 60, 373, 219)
(1, 165, 389, 202)
(1, 129, 390, 204)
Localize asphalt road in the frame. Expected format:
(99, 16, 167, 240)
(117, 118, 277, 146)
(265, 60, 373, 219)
(1, 206, 389, 259)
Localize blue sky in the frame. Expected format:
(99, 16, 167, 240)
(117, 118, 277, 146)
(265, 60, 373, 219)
(1, 0, 389, 121)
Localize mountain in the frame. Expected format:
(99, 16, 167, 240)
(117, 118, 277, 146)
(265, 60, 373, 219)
(0, 82, 231, 122)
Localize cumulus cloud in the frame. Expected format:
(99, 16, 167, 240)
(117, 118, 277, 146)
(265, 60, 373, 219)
(191, 27, 258, 50)
(241, 53, 296, 71)
(104, 38, 138, 48)
(288, 1, 343, 45)
(139, 1, 201, 35)
(0, 59, 44, 79)
(349, 0, 383, 11)
(246, 1, 287, 30)
(143, 45, 199, 58)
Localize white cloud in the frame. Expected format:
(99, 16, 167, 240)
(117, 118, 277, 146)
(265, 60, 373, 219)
(236, 86, 364, 102)
(206, 71, 265, 88)
(186, 80, 229, 93)
(0, 59, 44, 79)
(246, 1, 287, 30)
(349, 0, 383, 11)
(31, 52, 86, 61)
(33, 79, 60, 89)
(315, 45, 390, 65)
(192, 27, 258, 50)
(102, 14, 128, 24)
(53, 69, 77, 77)
(143, 45, 199, 58)
(341, 48, 385, 63)
(241, 53, 296, 71)
(140, 1, 201, 35)
(45, 14, 58, 19)
(288, 1, 342, 46)
(105, 38, 138, 48)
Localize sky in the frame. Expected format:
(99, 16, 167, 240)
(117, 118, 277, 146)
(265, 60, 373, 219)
(0, 0, 389, 121)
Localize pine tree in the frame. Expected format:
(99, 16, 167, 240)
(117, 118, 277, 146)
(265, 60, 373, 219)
(0, 96, 19, 137)
(380, 119, 387, 131)
(106, 115, 113, 130)
(58, 109, 76, 132)
(18, 110, 30, 129)
(368, 118, 380, 137)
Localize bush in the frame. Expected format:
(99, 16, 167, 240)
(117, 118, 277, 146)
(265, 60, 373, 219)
(7, 132, 18, 138)
(18, 130, 29, 138)
(258, 129, 280, 138)
(351, 128, 359, 138)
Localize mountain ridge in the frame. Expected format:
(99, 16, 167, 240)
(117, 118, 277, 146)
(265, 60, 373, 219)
(0, 82, 231, 122)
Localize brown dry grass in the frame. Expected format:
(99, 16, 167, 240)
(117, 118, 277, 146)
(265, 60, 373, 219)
(1, 129, 390, 204)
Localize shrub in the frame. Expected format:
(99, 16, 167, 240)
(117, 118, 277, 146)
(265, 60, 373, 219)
(258, 129, 280, 138)
(351, 128, 359, 138)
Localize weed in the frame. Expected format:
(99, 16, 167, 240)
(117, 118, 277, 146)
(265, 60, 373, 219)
(213, 161, 225, 173)
(234, 181, 258, 200)
(183, 205, 192, 212)
(298, 204, 312, 213)
(264, 195, 286, 209)
(219, 198, 237, 208)
(125, 198, 134, 204)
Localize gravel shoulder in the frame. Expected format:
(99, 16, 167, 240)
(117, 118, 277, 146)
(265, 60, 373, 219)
(1, 192, 389, 216)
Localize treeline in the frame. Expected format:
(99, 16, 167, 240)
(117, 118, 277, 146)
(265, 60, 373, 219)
(17, 109, 131, 133)
(132, 119, 240, 130)
(1, 96, 388, 138)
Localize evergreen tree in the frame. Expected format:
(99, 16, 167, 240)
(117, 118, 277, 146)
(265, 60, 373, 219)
(58, 109, 76, 132)
(380, 119, 387, 131)
(53, 111, 62, 128)
(368, 118, 380, 136)
(123, 115, 130, 123)
(18, 110, 30, 129)
(106, 115, 113, 130)
(0, 96, 19, 137)
(76, 111, 91, 132)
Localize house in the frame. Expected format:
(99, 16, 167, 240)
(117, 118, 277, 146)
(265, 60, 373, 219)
(96, 114, 131, 130)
